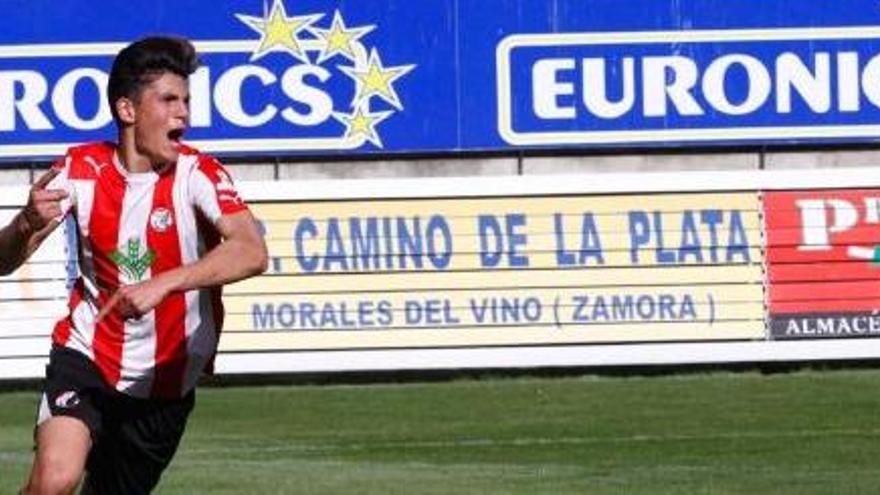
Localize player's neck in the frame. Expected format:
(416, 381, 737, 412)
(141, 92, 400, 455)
(117, 133, 171, 174)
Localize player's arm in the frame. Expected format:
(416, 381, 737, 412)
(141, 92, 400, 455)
(0, 169, 68, 276)
(100, 209, 267, 320)
(160, 209, 268, 291)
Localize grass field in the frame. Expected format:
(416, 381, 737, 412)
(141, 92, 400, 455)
(2, 368, 880, 494)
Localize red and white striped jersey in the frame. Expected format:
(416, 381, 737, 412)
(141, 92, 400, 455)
(48, 141, 249, 399)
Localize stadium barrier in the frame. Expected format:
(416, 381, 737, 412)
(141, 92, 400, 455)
(2, 167, 880, 380)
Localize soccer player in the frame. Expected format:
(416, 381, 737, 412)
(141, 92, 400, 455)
(5, 36, 268, 494)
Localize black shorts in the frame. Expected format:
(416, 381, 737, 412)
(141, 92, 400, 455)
(38, 346, 195, 495)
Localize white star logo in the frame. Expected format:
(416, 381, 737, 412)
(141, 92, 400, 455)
(340, 49, 415, 110)
(310, 10, 374, 63)
(333, 107, 393, 148)
(235, 0, 322, 63)
(231, 1, 416, 149)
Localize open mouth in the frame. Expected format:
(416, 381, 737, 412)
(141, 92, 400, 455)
(167, 128, 185, 143)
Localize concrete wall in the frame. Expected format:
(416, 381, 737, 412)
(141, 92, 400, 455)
(2, 148, 880, 185)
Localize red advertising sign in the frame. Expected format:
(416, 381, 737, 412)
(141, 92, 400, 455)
(765, 189, 880, 339)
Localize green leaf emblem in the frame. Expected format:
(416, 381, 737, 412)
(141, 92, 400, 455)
(109, 238, 156, 282)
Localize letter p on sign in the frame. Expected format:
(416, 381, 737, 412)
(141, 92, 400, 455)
(795, 199, 858, 251)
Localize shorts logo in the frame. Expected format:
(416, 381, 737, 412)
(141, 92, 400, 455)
(54, 390, 80, 409)
(149, 208, 174, 233)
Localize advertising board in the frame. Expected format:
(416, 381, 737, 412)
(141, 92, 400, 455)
(3, 1, 880, 159)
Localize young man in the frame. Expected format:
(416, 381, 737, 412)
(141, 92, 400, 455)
(0, 36, 268, 494)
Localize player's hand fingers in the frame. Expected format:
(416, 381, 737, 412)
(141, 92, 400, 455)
(34, 189, 68, 202)
(32, 218, 61, 241)
(23, 203, 62, 233)
(36, 200, 65, 219)
(32, 168, 60, 190)
(39, 205, 61, 225)
(96, 292, 122, 323)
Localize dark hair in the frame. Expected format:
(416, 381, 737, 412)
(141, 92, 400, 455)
(107, 36, 200, 122)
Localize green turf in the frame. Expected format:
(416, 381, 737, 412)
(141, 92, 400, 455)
(3, 368, 880, 494)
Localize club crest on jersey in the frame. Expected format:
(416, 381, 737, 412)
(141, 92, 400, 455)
(110, 238, 157, 283)
(150, 207, 174, 233)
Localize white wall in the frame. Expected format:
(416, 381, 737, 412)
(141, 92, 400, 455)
(5, 148, 880, 186)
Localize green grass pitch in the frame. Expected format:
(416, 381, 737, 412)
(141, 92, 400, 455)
(2, 368, 880, 494)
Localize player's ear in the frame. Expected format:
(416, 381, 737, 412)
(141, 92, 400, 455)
(116, 97, 136, 125)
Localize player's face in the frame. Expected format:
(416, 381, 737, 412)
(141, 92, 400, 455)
(132, 72, 189, 167)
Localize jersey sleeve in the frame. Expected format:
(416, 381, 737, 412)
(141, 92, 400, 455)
(189, 155, 249, 224)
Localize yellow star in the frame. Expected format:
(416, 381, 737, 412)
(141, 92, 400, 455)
(340, 49, 415, 110)
(236, 0, 322, 62)
(311, 10, 374, 63)
(334, 107, 392, 147)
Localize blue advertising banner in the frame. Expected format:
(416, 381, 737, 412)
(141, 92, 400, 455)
(2, 0, 880, 159)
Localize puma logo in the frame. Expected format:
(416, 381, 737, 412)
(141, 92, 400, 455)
(85, 156, 108, 176)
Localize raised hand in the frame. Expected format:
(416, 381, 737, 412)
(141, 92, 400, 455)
(22, 169, 68, 233)
(0, 168, 69, 275)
